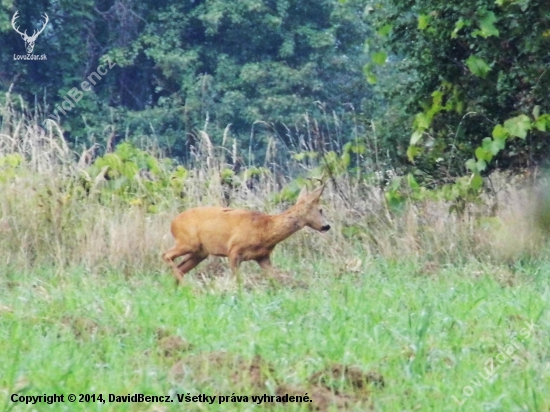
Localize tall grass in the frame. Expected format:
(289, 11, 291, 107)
(3, 91, 550, 412)
(0, 94, 548, 277)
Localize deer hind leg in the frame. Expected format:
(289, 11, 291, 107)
(227, 250, 244, 286)
(256, 256, 274, 274)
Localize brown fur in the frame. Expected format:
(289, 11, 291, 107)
(162, 186, 330, 284)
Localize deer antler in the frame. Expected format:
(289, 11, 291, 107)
(30, 13, 49, 40)
(308, 175, 328, 195)
(11, 11, 48, 40)
(310, 171, 328, 186)
(11, 11, 26, 37)
(11, 11, 49, 53)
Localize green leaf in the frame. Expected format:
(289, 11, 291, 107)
(470, 173, 483, 190)
(418, 14, 429, 30)
(475, 147, 485, 161)
(410, 131, 423, 145)
(377, 24, 392, 37)
(481, 137, 492, 151)
(472, 12, 499, 38)
(492, 137, 506, 151)
(363, 64, 377, 84)
(451, 18, 466, 39)
(366, 73, 377, 84)
(493, 139, 506, 150)
(492, 124, 508, 139)
(466, 55, 491, 78)
(476, 159, 487, 172)
(535, 118, 547, 132)
(350, 143, 366, 154)
(479, 137, 500, 156)
(407, 145, 422, 163)
(414, 112, 431, 130)
(407, 173, 420, 190)
(465, 158, 477, 172)
(503, 114, 532, 139)
(534, 114, 550, 132)
(475, 146, 492, 162)
(371, 51, 387, 65)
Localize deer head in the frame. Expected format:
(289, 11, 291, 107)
(295, 183, 331, 233)
(12, 11, 49, 54)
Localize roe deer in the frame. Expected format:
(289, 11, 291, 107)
(162, 185, 330, 284)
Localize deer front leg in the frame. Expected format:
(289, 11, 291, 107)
(175, 255, 206, 284)
(163, 245, 192, 284)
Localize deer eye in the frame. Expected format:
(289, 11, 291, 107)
(319, 209, 323, 215)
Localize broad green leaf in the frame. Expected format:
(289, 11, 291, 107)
(407, 173, 420, 190)
(535, 117, 547, 132)
(470, 173, 483, 190)
(414, 112, 431, 130)
(350, 143, 366, 154)
(466, 55, 491, 78)
(407, 145, 422, 162)
(366, 73, 377, 84)
(475, 146, 492, 162)
(476, 159, 487, 172)
(503, 114, 531, 139)
(480, 137, 502, 157)
(492, 136, 506, 151)
(451, 19, 466, 39)
(472, 12, 499, 38)
(534, 114, 550, 132)
(410, 131, 423, 145)
(465, 158, 477, 172)
(377, 24, 392, 37)
(431, 90, 443, 106)
(371, 51, 387, 65)
(481, 137, 493, 151)
(418, 14, 429, 30)
(474, 147, 484, 161)
(489, 141, 501, 155)
(492, 124, 508, 139)
(363, 64, 377, 84)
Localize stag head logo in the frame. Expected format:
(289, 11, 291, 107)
(12, 11, 49, 54)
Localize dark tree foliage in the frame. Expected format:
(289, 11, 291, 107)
(368, 0, 550, 180)
(0, 0, 370, 160)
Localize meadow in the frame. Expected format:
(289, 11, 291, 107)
(1, 117, 550, 411)
(1, 253, 549, 411)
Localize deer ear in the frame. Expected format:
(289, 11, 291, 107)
(296, 186, 308, 204)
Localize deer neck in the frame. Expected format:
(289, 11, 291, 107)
(264, 206, 305, 249)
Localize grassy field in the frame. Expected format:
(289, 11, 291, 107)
(1, 119, 549, 411)
(1, 254, 548, 411)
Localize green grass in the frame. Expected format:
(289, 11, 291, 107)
(0, 257, 548, 411)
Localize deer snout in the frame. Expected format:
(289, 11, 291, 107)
(320, 224, 330, 232)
